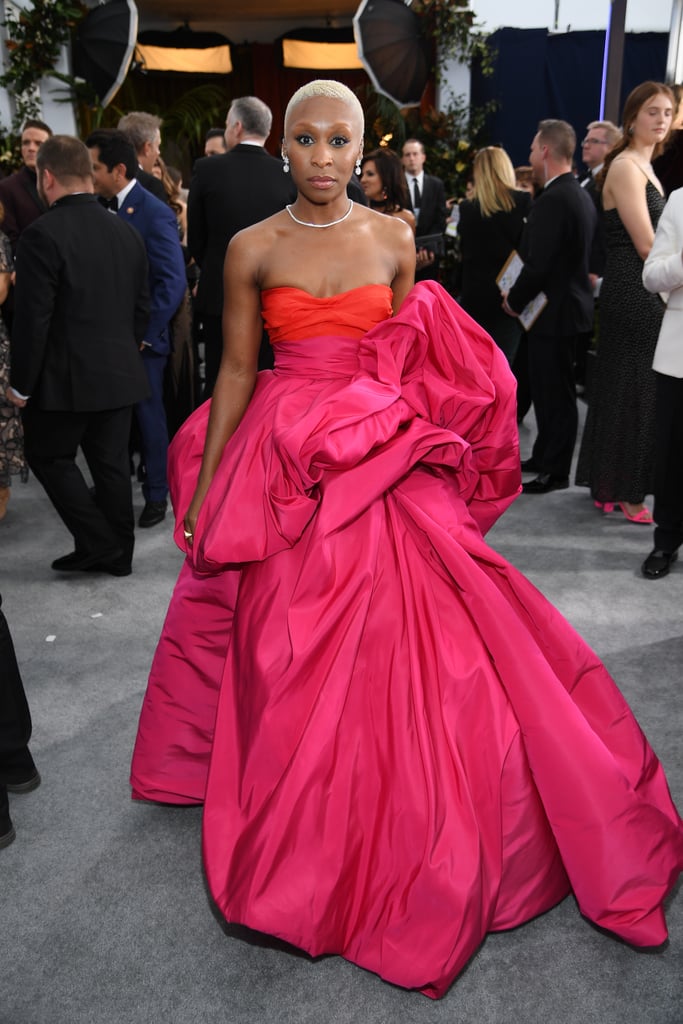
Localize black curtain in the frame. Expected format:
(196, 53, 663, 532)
(471, 29, 668, 167)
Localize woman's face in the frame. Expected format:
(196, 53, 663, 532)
(283, 96, 362, 201)
(359, 160, 384, 202)
(631, 92, 673, 148)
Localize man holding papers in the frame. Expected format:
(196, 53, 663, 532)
(503, 119, 596, 494)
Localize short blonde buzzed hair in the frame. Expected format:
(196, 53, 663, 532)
(284, 79, 364, 132)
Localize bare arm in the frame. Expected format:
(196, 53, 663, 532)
(0, 270, 11, 306)
(603, 159, 657, 260)
(184, 232, 263, 536)
(391, 218, 417, 312)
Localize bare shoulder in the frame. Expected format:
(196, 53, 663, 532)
(226, 211, 291, 276)
(394, 208, 416, 232)
(361, 205, 414, 247)
(607, 155, 647, 185)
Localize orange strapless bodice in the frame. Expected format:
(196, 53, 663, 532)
(261, 284, 393, 343)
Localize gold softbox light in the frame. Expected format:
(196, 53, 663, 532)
(136, 25, 232, 74)
(279, 28, 362, 71)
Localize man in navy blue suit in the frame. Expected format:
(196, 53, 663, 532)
(87, 130, 186, 528)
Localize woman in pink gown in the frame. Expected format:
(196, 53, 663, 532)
(131, 81, 682, 998)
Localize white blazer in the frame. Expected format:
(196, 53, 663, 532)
(642, 187, 683, 378)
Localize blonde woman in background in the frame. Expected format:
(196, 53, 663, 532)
(457, 146, 532, 364)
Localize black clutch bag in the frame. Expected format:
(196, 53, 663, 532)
(415, 234, 445, 258)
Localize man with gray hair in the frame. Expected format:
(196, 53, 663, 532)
(188, 96, 296, 394)
(118, 110, 167, 203)
(503, 119, 596, 494)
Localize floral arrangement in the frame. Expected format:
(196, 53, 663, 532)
(0, 0, 84, 157)
(361, 1, 493, 200)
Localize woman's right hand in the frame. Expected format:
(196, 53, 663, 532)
(184, 491, 204, 545)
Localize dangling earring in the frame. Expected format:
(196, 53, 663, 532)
(282, 152, 290, 173)
(355, 156, 362, 176)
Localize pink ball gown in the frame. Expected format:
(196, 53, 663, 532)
(131, 281, 682, 998)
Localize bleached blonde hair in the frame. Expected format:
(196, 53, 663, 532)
(472, 146, 517, 218)
(284, 80, 364, 133)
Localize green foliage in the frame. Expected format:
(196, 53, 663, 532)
(0, 0, 85, 167)
(0, 0, 85, 124)
(157, 84, 228, 153)
(360, 2, 495, 200)
(412, 0, 494, 80)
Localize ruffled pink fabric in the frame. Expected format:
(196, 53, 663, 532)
(131, 282, 682, 998)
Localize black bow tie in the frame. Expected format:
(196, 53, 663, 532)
(100, 196, 118, 211)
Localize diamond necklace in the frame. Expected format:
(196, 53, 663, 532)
(285, 200, 353, 229)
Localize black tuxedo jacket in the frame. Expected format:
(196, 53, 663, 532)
(0, 166, 47, 252)
(507, 173, 597, 336)
(11, 193, 150, 411)
(458, 189, 532, 318)
(137, 166, 168, 204)
(406, 173, 448, 238)
(188, 144, 296, 317)
(581, 173, 607, 276)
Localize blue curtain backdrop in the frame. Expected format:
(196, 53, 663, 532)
(471, 29, 668, 167)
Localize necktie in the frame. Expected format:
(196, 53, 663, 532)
(100, 195, 118, 211)
(412, 178, 421, 206)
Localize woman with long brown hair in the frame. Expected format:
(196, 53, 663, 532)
(576, 81, 673, 522)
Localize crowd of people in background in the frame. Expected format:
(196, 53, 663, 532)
(1, 82, 681, 580)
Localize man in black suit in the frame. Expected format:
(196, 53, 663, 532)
(401, 138, 447, 282)
(7, 136, 150, 576)
(188, 96, 296, 394)
(504, 119, 597, 494)
(117, 111, 168, 204)
(0, 119, 52, 254)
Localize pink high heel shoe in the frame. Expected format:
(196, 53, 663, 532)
(618, 502, 653, 524)
(594, 500, 615, 513)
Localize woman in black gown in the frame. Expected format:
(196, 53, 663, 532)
(576, 82, 673, 523)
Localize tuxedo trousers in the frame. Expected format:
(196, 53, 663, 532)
(136, 350, 169, 503)
(528, 332, 578, 478)
(653, 372, 683, 553)
(0, 594, 34, 782)
(22, 404, 135, 563)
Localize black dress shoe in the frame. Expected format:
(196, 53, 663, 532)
(520, 457, 541, 472)
(641, 549, 678, 580)
(522, 473, 569, 494)
(52, 547, 124, 572)
(84, 558, 132, 577)
(138, 500, 167, 528)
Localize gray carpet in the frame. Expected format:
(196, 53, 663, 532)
(1, 410, 681, 1024)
